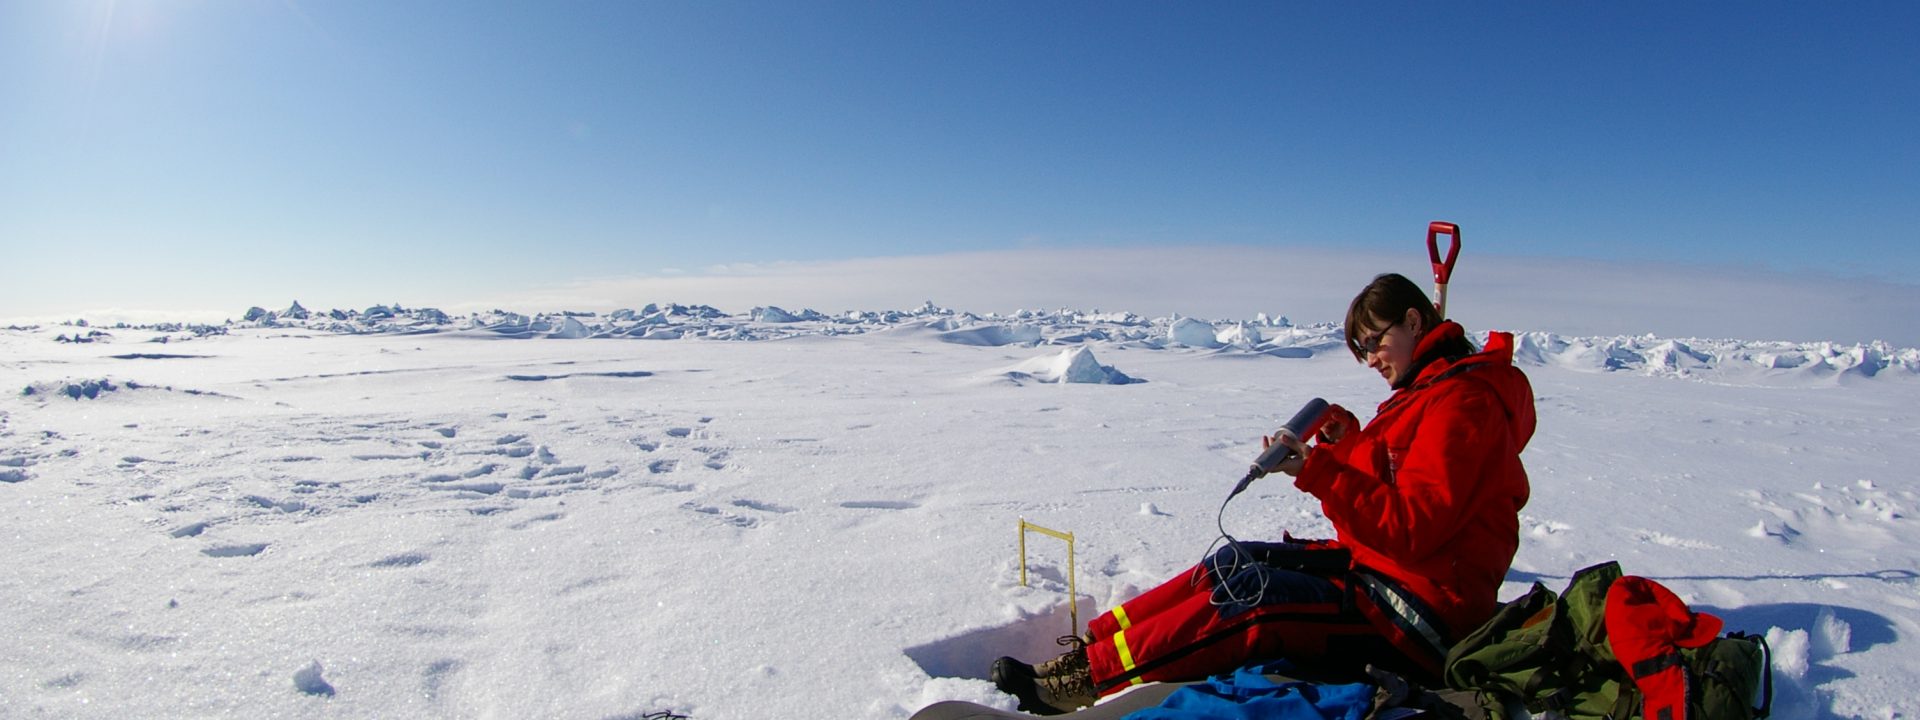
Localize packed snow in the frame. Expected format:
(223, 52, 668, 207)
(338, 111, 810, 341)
(2, 300, 1917, 718)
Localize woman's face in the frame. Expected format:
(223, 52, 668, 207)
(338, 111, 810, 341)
(1358, 308, 1423, 386)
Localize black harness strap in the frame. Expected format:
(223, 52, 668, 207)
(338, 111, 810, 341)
(1630, 651, 1683, 680)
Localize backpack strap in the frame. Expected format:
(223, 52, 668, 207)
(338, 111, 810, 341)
(1630, 651, 1683, 678)
(1353, 570, 1453, 674)
(1518, 655, 1562, 711)
(1757, 634, 1774, 718)
(1519, 646, 1618, 716)
(1513, 590, 1580, 715)
(1609, 684, 1641, 720)
(1726, 632, 1774, 718)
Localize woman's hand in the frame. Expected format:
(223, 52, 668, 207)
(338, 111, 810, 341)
(1260, 430, 1312, 477)
(1317, 404, 1359, 444)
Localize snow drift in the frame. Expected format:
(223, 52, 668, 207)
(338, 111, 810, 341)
(1003, 346, 1140, 385)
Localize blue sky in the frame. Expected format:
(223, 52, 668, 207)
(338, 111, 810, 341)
(2, 1, 1916, 323)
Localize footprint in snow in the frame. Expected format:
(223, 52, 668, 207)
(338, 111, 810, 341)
(648, 459, 679, 474)
(636, 481, 696, 493)
(509, 512, 564, 530)
(421, 659, 461, 702)
(841, 500, 920, 510)
(245, 495, 307, 513)
(558, 575, 624, 596)
(1630, 529, 1719, 550)
(352, 452, 430, 461)
(1521, 515, 1572, 539)
(695, 447, 730, 470)
(732, 498, 796, 514)
(435, 481, 504, 496)
(203, 543, 269, 558)
(370, 552, 429, 568)
(682, 502, 757, 528)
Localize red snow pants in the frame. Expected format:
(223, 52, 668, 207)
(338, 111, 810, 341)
(1083, 541, 1441, 697)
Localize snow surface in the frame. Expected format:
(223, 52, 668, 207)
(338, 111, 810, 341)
(2, 303, 1917, 718)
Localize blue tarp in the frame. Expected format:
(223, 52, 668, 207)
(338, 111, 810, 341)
(1120, 664, 1374, 720)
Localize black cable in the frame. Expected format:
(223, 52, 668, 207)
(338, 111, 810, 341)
(1193, 480, 1272, 609)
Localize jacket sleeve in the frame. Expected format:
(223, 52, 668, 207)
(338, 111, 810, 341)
(1293, 379, 1511, 564)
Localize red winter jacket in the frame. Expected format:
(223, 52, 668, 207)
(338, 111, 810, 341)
(1294, 321, 1535, 641)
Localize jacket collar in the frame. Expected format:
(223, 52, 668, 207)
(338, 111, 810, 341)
(1393, 320, 1475, 391)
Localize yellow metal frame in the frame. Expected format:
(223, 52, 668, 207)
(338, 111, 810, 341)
(1018, 518, 1078, 634)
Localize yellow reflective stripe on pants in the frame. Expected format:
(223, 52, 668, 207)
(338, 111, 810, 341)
(1107, 604, 1144, 686)
(1111, 630, 1145, 686)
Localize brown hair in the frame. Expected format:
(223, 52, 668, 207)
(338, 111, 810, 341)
(1344, 273, 1442, 361)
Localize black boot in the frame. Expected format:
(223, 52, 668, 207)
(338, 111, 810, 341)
(991, 655, 1035, 685)
(990, 641, 1097, 716)
(990, 657, 1054, 715)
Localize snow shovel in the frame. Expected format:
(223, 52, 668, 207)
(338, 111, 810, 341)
(1427, 221, 1461, 318)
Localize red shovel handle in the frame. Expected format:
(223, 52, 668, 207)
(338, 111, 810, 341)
(1427, 221, 1461, 285)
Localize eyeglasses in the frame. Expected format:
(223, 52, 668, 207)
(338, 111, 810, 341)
(1356, 319, 1402, 355)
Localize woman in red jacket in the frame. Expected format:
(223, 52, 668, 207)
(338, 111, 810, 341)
(993, 273, 1535, 715)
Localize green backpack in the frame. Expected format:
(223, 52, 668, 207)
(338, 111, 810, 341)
(1442, 561, 1773, 720)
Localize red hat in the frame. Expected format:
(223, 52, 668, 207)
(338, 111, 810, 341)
(1605, 576, 1725, 720)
